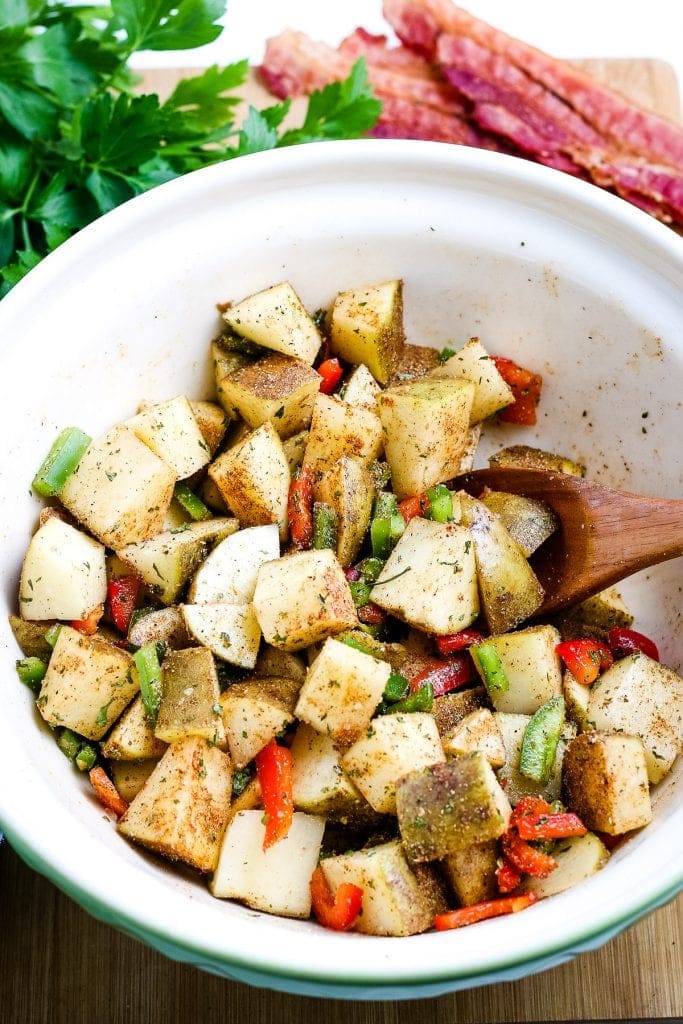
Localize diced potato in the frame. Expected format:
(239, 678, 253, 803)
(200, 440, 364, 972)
(222, 282, 321, 364)
(489, 445, 586, 477)
(181, 603, 261, 669)
(189, 400, 228, 455)
(460, 494, 545, 633)
(495, 712, 575, 805)
(110, 760, 159, 802)
(218, 353, 320, 438)
(282, 430, 308, 475)
(220, 677, 300, 768)
(119, 737, 232, 872)
(19, 517, 106, 621)
(432, 686, 491, 736)
(188, 524, 279, 605)
(100, 694, 168, 760)
(37, 626, 135, 740)
(480, 490, 558, 557)
(562, 732, 652, 834)
(126, 396, 210, 479)
(522, 833, 610, 898)
(210, 810, 325, 916)
(253, 549, 357, 651)
(208, 422, 290, 540)
(441, 708, 506, 767)
(320, 840, 445, 936)
(386, 343, 440, 386)
(370, 518, 479, 635)
(430, 338, 514, 422)
(162, 499, 190, 532)
(294, 637, 391, 744)
(199, 475, 230, 514)
(457, 424, 482, 475)
(60, 425, 176, 547)
(127, 606, 191, 651)
(442, 841, 499, 907)
(341, 713, 445, 814)
(314, 456, 374, 567)
(117, 518, 238, 605)
(212, 338, 251, 405)
(291, 723, 371, 821)
(471, 625, 563, 714)
(329, 279, 404, 385)
(553, 587, 634, 642)
(587, 653, 683, 784)
(379, 378, 474, 499)
(396, 753, 511, 861)
(8, 614, 53, 661)
(341, 363, 381, 412)
(255, 645, 307, 683)
(154, 647, 226, 747)
(302, 394, 383, 476)
(563, 670, 591, 730)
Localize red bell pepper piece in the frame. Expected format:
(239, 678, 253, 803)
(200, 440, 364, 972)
(288, 466, 315, 551)
(107, 575, 141, 634)
(555, 639, 613, 686)
(89, 767, 128, 818)
(496, 857, 522, 894)
(502, 830, 557, 879)
(358, 601, 387, 626)
(70, 604, 104, 636)
(409, 655, 476, 696)
(434, 892, 537, 931)
(607, 627, 659, 662)
(317, 358, 344, 395)
(516, 812, 587, 841)
(310, 867, 363, 932)
(398, 493, 430, 523)
(510, 796, 553, 825)
(255, 739, 293, 850)
(435, 629, 485, 656)
(491, 355, 542, 426)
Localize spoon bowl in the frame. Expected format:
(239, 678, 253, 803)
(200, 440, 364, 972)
(457, 468, 683, 615)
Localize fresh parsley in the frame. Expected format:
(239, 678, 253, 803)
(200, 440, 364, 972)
(0, 0, 381, 296)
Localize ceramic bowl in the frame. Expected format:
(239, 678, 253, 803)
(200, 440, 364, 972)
(0, 141, 680, 1000)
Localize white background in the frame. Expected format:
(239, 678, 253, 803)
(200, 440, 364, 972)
(134, 1, 683, 89)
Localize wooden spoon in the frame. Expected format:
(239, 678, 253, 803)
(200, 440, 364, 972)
(457, 468, 683, 616)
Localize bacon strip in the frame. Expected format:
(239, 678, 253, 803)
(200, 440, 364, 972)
(384, 0, 683, 168)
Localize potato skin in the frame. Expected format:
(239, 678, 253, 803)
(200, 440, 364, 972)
(562, 731, 652, 834)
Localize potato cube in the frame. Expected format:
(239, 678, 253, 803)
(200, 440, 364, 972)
(181, 603, 261, 669)
(489, 445, 586, 478)
(127, 606, 190, 651)
(212, 340, 250, 417)
(60, 425, 176, 547)
(329, 279, 404, 385)
(442, 841, 499, 907)
(441, 708, 506, 767)
(153, 647, 225, 747)
(370, 518, 479, 634)
(208, 422, 290, 539)
(432, 686, 491, 735)
(255, 645, 307, 683)
(386, 343, 440, 386)
(210, 810, 325, 916)
(341, 713, 445, 814)
(109, 760, 159, 803)
(19, 517, 106, 621)
(127, 396, 210, 479)
(480, 490, 558, 557)
(8, 615, 53, 661)
(119, 737, 232, 872)
(562, 731, 652, 834)
(302, 394, 383, 476)
(187, 524, 279, 605)
(457, 424, 482, 474)
(522, 833, 610, 898)
(220, 678, 299, 768)
(314, 456, 374, 568)
(320, 840, 445, 936)
(189, 400, 228, 455)
(341, 363, 381, 412)
(379, 378, 474, 499)
(253, 549, 357, 651)
(218, 353, 320, 438)
(396, 753, 511, 861)
(587, 653, 683, 783)
(471, 625, 563, 714)
(430, 337, 514, 422)
(291, 723, 370, 821)
(495, 712, 575, 806)
(222, 282, 321, 364)
(282, 430, 308, 475)
(100, 694, 168, 760)
(563, 670, 591, 730)
(37, 626, 134, 740)
(294, 637, 391, 744)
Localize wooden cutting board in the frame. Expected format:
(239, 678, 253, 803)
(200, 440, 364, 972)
(1, 58, 681, 1024)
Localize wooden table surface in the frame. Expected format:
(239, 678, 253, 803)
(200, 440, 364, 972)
(2, 58, 681, 1024)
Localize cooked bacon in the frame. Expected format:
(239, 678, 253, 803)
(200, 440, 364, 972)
(372, 95, 482, 144)
(473, 104, 586, 176)
(384, 0, 683, 167)
(339, 27, 436, 77)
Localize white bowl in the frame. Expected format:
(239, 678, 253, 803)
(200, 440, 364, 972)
(0, 141, 680, 1000)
